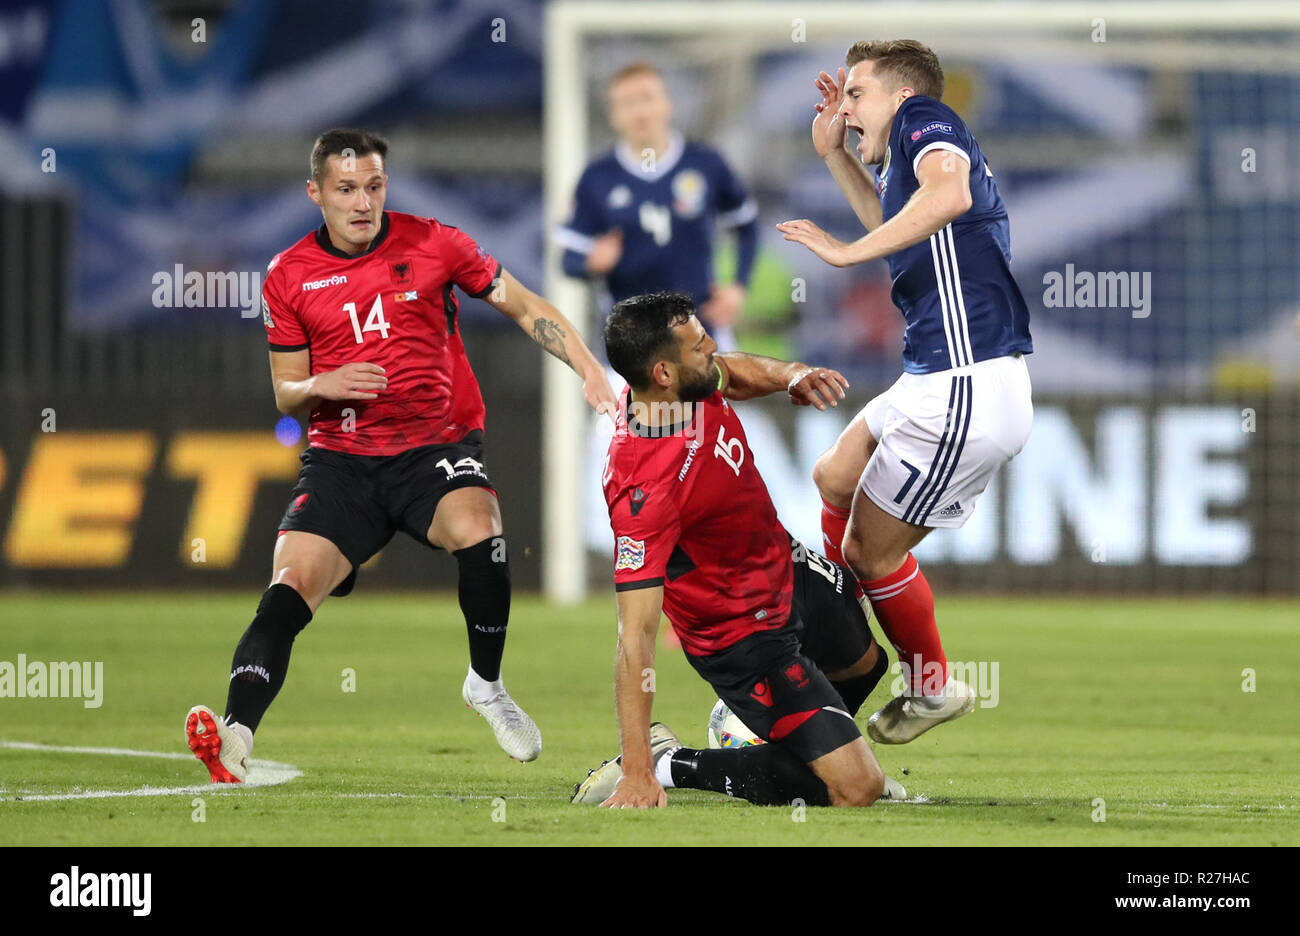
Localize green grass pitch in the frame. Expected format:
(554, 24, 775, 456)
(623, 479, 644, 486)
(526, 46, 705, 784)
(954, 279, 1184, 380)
(2, 591, 1297, 845)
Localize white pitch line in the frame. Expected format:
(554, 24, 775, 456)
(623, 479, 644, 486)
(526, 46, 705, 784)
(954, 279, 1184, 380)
(333, 792, 546, 801)
(0, 739, 301, 802)
(2, 740, 195, 760)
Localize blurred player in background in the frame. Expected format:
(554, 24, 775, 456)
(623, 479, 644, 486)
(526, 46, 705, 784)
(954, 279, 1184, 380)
(572, 292, 906, 808)
(778, 41, 1033, 744)
(185, 128, 616, 782)
(555, 62, 759, 351)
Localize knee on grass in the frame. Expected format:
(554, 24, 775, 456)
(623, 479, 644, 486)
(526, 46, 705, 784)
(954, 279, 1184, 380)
(826, 764, 885, 808)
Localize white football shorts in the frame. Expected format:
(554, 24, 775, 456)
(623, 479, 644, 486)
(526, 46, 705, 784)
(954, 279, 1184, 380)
(858, 353, 1032, 529)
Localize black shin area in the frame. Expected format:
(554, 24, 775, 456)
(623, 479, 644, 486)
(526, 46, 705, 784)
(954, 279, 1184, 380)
(225, 583, 312, 733)
(668, 744, 831, 807)
(832, 642, 890, 716)
(453, 536, 510, 682)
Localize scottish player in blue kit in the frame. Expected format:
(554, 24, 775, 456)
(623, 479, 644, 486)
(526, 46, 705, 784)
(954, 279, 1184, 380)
(778, 41, 1034, 745)
(555, 62, 759, 350)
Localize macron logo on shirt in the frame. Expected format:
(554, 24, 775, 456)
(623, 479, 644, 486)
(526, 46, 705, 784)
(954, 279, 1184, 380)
(301, 275, 348, 292)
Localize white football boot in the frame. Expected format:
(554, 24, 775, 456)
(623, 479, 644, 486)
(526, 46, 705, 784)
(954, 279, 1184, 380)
(462, 676, 542, 762)
(879, 774, 908, 801)
(570, 723, 681, 805)
(867, 677, 976, 744)
(185, 705, 249, 783)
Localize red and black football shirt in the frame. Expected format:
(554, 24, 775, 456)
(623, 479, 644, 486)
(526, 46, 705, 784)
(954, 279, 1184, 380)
(262, 210, 501, 455)
(603, 386, 794, 657)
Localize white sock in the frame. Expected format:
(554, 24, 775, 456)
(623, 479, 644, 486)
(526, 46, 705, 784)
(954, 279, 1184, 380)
(229, 720, 254, 757)
(654, 746, 681, 788)
(465, 665, 503, 702)
(914, 677, 955, 708)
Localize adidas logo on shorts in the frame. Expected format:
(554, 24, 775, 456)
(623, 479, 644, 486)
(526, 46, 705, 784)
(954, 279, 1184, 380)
(935, 500, 963, 518)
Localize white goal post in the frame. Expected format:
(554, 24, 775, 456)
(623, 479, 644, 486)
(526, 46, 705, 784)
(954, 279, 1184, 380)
(540, 0, 1300, 604)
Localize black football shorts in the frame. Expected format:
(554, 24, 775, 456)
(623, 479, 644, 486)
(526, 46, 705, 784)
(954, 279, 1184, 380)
(687, 621, 863, 765)
(684, 539, 879, 763)
(788, 535, 876, 675)
(276, 430, 496, 597)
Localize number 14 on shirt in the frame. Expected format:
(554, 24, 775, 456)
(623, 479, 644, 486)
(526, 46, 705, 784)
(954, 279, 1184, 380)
(343, 295, 391, 343)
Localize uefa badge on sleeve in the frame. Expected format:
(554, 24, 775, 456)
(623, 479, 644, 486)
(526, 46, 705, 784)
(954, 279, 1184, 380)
(910, 121, 954, 141)
(615, 536, 646, 572)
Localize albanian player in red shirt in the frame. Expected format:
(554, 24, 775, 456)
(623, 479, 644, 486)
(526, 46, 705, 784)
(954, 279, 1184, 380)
(185, 129, 616, 782)
(572, 292, 905, 809)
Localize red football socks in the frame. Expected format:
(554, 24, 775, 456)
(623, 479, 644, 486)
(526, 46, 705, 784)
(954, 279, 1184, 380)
(819, 496, 851, 568)
(859, 553, 948, 695)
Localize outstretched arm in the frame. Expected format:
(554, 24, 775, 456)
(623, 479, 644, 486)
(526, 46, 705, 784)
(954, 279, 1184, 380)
(603, 585, 668, 808)
(778, 149, 972, 268)
(715, 352, 848, 410)
(485, 268, 617, 420)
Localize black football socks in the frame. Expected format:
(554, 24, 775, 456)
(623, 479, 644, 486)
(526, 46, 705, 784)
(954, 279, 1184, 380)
(453, 536, 510, 683)
(668, 744, 832, 807)
(225, 583, 312, 733)
(831, 641, 890, 716)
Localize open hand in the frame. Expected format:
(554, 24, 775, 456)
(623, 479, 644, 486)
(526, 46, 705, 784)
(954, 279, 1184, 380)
(601, 770, 667, 808)
(311, 362, 387, 401)
(788, 366, 849, 410)
(584, 368, 618, 424)
(776, 219, 854, 267)
(812, 67, 848, 159)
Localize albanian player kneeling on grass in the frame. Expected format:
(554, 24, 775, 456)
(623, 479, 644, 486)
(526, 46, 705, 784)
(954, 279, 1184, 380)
(572, 292, 905, 808)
